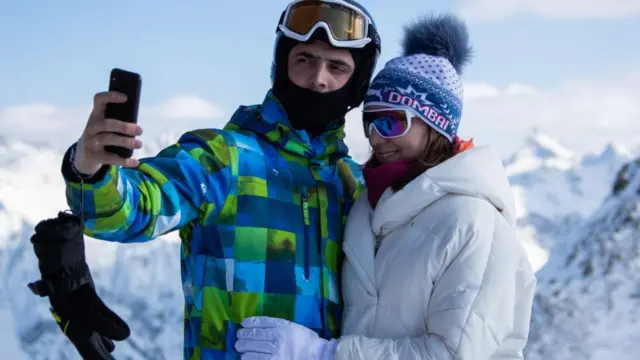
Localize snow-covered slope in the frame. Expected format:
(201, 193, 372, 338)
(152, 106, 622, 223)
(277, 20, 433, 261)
(0, 130, 634, 359)
(0, 309, 29, 360)
(506, 130, 632, 268)
(507, 130, 632, 221)
(525, 157, 640, 360)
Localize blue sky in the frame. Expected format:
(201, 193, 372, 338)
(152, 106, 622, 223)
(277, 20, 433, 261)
(1, 0, 639, 157)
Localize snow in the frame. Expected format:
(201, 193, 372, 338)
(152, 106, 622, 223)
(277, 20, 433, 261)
(525, 158, 640, 359)
(505, 129, 575, 175)
(0, 310, 29, 360)
(505, 130, 631, 267)
(0, 128, 636, 359)
(506, 131, 631, 221)
(516, 226, 550, 272)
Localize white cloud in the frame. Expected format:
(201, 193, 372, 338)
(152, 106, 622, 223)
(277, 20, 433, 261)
(465, 83, 501, 99)
(0, 103, 90, 131)
(462, 83, 537, 101)
(143, 95, 224, 119)
(459, 0, 640, 21)
(0, 95, 226, 151)
(458, 66, 640, 156)
(504, 83, 538, 96)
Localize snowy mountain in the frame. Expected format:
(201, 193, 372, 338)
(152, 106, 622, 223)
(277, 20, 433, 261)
(505, 130, 633, 271)
(0, 129, 634, 359)
(524, 157, 640, 360)
(507, 129, 632, 222)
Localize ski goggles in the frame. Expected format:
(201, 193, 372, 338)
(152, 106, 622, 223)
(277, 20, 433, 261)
(278, 0, 373, 49)
(363, 107, 419, 139)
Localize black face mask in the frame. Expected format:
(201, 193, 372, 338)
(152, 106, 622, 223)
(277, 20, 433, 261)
(273, 74, 352, 136)
(272, 35, 360, 137)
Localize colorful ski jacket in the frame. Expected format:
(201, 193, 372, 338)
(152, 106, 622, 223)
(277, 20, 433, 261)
(63, 90, 364, 359)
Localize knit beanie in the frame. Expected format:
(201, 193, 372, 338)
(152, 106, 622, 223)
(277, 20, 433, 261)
(364, 13, 473, 142)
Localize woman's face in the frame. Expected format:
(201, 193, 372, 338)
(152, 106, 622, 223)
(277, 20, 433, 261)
(364, 105, 430, 165)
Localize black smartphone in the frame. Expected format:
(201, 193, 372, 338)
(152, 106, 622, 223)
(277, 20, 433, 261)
(104, 68, 142, 158)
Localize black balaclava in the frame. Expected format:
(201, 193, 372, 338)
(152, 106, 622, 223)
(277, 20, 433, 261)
(272, 31, 362, 137)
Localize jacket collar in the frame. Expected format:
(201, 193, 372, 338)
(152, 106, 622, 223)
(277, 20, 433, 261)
(225, 90, 350, 164)
(372, 146, 516, 237)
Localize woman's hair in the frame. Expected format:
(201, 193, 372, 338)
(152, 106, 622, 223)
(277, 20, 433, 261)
(368, 125, 455, 191)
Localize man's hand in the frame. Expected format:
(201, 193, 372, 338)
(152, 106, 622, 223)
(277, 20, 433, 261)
(73, 91, 144, 176)
(235, 316, 338, 360)
(27, 211, 130, 359)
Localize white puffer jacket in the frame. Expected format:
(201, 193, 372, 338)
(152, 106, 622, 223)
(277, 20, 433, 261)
(335, 146, 536, 360)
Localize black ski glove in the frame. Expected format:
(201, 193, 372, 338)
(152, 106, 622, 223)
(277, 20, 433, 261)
(27, 211, 131, 359)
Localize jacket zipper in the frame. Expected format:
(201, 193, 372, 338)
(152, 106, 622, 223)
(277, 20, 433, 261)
(301, 186, 311, 281)
(374, 234, 384, 256)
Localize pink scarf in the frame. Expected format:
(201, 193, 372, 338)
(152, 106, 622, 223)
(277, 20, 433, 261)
(362, 159, 413, 208)
(362, 136, 475, 208)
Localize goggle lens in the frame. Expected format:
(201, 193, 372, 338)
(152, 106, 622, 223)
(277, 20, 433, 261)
(285, 1, 367, 41)
(363, 109, 411, 139)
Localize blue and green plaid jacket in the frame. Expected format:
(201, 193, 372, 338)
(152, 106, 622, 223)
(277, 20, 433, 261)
(64, 90, 364, 359)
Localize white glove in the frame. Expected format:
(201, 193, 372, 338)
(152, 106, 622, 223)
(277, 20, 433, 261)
(235, 316, 338, 360)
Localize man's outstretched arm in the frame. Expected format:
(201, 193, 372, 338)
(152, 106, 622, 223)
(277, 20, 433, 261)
(61, 129, 233, 243)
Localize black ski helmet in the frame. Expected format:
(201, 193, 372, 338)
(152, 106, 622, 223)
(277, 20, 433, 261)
(270, 0, 381, 110)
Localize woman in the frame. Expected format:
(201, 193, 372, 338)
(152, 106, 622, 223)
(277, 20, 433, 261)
(234, 13, 536, 360)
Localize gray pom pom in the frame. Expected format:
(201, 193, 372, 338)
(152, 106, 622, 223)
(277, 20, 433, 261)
(401, 13, 473, 73)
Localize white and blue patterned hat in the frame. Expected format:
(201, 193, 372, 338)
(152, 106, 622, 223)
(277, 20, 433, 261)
(364, 13, 473, 142)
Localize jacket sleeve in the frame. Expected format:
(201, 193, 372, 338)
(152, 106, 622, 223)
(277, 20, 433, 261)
(63, 129, 233, 243)
(336, 157, 366, 224)
(335, 212, 536, 360)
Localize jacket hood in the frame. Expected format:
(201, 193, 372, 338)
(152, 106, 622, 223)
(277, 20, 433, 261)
(224, 90, 350, 164)
(372, 145, 516, 237)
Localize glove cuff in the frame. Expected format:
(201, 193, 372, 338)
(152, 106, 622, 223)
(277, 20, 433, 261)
(31, 211, 87, 276)
(28, 264, 93, 297)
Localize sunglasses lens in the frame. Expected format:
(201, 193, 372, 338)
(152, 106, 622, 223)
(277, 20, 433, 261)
(363, 110, 409, 138)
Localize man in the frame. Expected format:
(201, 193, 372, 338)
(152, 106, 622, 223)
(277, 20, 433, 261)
(33, 1, 381, 359)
